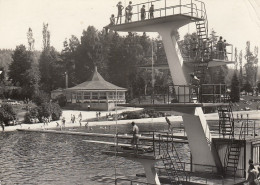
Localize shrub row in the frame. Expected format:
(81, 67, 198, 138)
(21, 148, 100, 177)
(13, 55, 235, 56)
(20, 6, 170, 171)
(121, 109, 165, 120)
(24, 102, 62, 124)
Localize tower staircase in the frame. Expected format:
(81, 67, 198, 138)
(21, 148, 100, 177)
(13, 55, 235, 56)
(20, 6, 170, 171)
(193, 8, 210, 84)
(218, 100, 245, 177)
(159, 134, 187, 185)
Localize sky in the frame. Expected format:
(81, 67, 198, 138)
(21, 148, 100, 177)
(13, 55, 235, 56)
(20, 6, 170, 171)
(0, 0, 259, 52)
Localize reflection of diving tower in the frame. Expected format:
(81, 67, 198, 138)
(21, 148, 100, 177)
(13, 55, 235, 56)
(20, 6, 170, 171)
(108, 0, 240, 184)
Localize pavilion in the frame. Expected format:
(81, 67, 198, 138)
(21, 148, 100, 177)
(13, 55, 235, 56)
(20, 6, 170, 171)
(63, 67, 127, 111)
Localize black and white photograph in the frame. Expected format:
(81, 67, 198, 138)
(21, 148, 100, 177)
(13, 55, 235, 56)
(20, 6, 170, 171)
(0, 0, 260, 184)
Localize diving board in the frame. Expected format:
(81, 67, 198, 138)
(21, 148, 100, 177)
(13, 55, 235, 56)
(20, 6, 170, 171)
(17, 129, 188, 143)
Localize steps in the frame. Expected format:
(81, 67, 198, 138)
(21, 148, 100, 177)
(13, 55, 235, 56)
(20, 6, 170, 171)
(217, 105, 234, 137)
(224, 140, 242, 176)
(159, 135, 187, 185)
(217, 102, 244, 177)
(194, 17, 210, 84)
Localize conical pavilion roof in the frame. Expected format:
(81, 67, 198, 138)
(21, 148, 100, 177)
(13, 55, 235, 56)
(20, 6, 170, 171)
(66, 67, 127, 91)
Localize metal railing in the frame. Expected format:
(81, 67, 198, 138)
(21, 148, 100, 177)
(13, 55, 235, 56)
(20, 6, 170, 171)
(178, 40, 234, 62)
(113, 0, 207, 25)
(200, 84, 228, 103)
(134, 84, 228, 104)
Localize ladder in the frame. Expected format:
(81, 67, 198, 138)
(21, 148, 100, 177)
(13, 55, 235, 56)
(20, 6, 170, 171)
(159, 134, 187, 185)
(217, 105, 234, 137)
(218, 102, 244, 177)
(193, 11, 210, 84)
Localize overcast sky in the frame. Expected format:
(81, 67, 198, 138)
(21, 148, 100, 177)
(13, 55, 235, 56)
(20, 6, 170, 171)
(0, 0, 259, 52)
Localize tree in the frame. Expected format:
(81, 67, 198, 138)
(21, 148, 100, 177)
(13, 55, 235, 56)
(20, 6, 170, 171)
(0, 104, 16, 125)
(61, 36, 79, 87)
(20, 51, 40, 98)
(243, 81, 253, 93)
(9, 45, 31, 86)
(39, 47, 64, 92)
(230, 72, 240, 102)
(74, 26, 103, 82)
(39, 23, 64, 92)
(244, 41, 258, 87)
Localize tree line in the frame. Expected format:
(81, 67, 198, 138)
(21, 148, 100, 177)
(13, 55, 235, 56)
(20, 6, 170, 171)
(0, 25, 258, 103)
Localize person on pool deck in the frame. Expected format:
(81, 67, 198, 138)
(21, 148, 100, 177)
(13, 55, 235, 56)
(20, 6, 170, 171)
(131, 121, 139, 148)
(165, 116, 171, 131)
(78, 112, 82, 126)
(141, 5, 146, 20)
(246, 163, 259, 185)
(0, 122, 4, 131)
(116, 1, 124, 24)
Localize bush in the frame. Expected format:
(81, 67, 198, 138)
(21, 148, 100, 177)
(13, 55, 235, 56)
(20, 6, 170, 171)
(50, 103, 62, 121)
(56, 94, 67, 107)
(24, 102, 62, 123)
(121, 109, 164, 120)
(0, 103, 16, 125)
(143, 109, 163, 118)
(121, 111, 142, 119)
(24, 107, 39, 124)
(33, 91, 50, 106)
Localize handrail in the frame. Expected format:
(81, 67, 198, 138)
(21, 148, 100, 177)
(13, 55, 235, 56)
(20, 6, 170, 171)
(113, 0, 207, 25)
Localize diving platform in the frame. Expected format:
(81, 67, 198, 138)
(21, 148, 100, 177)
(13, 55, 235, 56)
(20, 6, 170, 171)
(119, 103, 229, 114)
(109, 14, 202, 32)
(17, 129, 188, 143)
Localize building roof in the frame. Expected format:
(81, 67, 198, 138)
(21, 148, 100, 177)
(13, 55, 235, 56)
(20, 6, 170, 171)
(65, 67, 127, 91)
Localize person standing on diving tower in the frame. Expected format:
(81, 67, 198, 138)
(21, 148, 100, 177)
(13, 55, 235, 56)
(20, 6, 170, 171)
(125, 1, 133, 23)
(116, 1, 124, 24)
(141, 5, 146, 20)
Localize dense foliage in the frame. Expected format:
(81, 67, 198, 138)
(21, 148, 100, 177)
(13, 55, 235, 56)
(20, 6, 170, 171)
(230, 72, 240, 102)
(24, 102, 62, 124)
(0, 24, 258, 106)
(0, 103, 16, 125)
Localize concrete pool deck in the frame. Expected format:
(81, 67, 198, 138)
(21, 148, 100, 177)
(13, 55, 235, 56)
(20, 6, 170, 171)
(2, 108, 260, 132)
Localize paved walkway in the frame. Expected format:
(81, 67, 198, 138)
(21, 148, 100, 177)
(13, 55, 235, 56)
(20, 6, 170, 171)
(3, 109, 260, 132)
(2, 107, 182, 132)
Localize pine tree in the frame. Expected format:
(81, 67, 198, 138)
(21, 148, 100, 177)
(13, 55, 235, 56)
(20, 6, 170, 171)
(230, 72, 240, 102)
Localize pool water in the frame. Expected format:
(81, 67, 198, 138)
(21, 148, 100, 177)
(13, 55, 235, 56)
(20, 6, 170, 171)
(0, 122, 189, 185)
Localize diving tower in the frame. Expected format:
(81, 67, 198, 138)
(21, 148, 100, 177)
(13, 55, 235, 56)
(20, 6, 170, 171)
(107, 0, 240, 184)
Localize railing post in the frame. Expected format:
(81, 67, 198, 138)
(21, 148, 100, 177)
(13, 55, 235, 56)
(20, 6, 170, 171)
(153, 131, 155, 156)
(165, 0, 167, 16)
(167, 132, 169, 151)
(254, 121, 256, 138)
(137, 5, 139, 21)
(232, 121, 234, 137)
(184, 85, 186, 103)
(247, 114, 249, 136)
(178, 86, 180, 102)
(180, 0, 182, 14)
(159, 134, 161, 155)
(168, 86, 170, 104)
(201, 2, 203, 18)
(191, 0, 193, 17)
(171, 133, 173, 153)
(213, 85, 215, 103)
